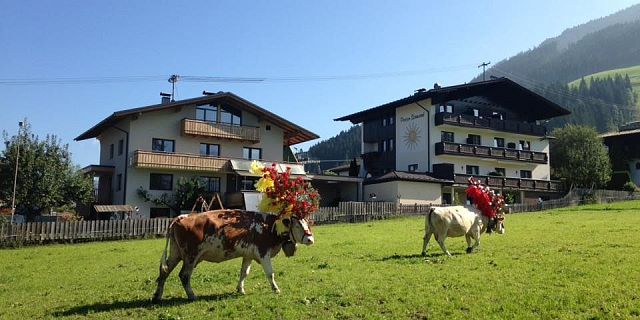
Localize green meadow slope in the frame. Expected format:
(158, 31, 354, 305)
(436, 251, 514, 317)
(569, 65, 640, 107)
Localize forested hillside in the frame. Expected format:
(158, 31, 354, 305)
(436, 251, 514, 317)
(306, 125, 361, 169)
(542, 74, 638, 132)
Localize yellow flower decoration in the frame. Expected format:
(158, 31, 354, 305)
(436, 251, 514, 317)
(249, 160, 264, 175)
(255, 176, 274, 193)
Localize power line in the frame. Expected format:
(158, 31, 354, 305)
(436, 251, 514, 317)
(0, 64, 476, 86)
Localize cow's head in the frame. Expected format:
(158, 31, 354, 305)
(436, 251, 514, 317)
(282, 216, 314, 245)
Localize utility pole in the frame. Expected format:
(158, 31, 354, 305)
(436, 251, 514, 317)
(11, 119, 25, 224)
(478, 62, 491, 81)
(168, 74, 180, 102)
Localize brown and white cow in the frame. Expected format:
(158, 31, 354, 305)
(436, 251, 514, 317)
(421, 206, 504, 256)
(152, 209, 314, 303)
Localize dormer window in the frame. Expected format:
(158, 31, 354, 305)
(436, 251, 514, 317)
(439, 104, 454, 113)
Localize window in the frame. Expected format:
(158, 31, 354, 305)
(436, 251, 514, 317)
(196, 104, 218, 122)
(519, 140, 531, 151)
(494, 137, 505, 148)
(266, 125, 271, 131)
(439, 104, 454, 113)
(441, 131, 454, 143)
(466, 165, 479, 175)
(220, 105, 241, 125)
(507, 142, 516, 149)
(520, 170, 532, 179)
(152, 138, 175, 153)
(388, 138, 395, 152)
(494, 168, 506, 176)
(383, 116, 394, 127)
(200, 176, 221, 193)
(408, 164, 418, 172)
(243, 147, 262, 160)
(240, 177, 259, 191)
(200, 143, 220, 157)
(116, 174, 122, 191)
(382, 140, 387, 152)
(382, 118, 387, 126)
(473, 109, 480, 117)
(118, 139, 124, 155)
(109, 144, 114, 159)
(150, 208, 171, 219)
(491, 112, 504, 120)
(467, 134, 481, 145)
(389, 116, 394, 125)
(150, 173, 173, 190)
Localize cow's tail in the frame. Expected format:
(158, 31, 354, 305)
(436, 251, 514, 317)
(160, 219, 177, 273)
(427, 207, 435, 232)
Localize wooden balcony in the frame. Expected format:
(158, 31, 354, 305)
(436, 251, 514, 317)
(453, 173, 563, 192)
(182, 119, 260, 142)
(435, 113, 547, 136)
(435, 142, 548, 164)
(132, 150, 228, 172)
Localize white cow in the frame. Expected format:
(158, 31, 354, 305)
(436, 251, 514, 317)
(421, 206, 504, 256)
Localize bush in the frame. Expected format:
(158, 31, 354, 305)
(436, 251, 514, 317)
(622, 181, 638, 193)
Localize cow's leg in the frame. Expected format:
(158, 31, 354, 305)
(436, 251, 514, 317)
(421, 230, 433, 256)
(179, 259, 197, 301)
(259, 257, 280, 294)
(465, 234, 474, 253)
(435, 231, 452, 256)
(152, 250, 181, 303)
(236, 257, 252, 294)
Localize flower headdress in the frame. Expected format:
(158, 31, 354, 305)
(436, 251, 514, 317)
(250, 161, 320, 235)
(465, 177, 506, 218)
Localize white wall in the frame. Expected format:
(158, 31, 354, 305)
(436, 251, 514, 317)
(363, 181, 442, 205)
(395, 99, 431, 172)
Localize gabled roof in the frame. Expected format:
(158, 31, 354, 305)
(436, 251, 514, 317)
(363, 171, 453, 185)
(335, 77, 571, 124)
(75, 92, 319, 145)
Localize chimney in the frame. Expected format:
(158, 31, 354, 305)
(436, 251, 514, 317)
(160, 92, 171, 104)
(433, 83, 441, 89)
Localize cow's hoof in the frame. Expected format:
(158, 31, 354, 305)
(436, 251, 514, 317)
(421, 251, 427, 257)
(237, 288, 246, 295)
(273, 289, 281, 294)
(187, 295, 197, 302)
(466, 247, 473, 254)
(151, 297, 162, 304)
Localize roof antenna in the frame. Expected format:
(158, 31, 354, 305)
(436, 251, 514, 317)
(168, 74, 180, 101)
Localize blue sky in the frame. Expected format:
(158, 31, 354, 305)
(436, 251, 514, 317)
(1, 0, 638, 167)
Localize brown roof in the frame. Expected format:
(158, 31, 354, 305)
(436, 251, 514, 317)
(363, 171, 453, 185)
(600, 128, 640, 138)
(336, 77, 571, 124)
(75, 92, 319, 146)
(94, 205, 135, 213)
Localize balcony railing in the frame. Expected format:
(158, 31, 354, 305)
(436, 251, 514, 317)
(182, 119, 260, 142)
(132, 150, 229, 172)
(453, 173, 562, 192)
(435, 113, 547, 136)
(435, 141, 548, 164)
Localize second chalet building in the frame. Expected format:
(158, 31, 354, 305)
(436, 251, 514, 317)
(336, 78, 571, 205)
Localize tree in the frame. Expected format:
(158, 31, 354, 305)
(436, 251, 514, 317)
(0, 123, 93, 218)
(137, 177, 206, 216)
(550, 124, 611, 188)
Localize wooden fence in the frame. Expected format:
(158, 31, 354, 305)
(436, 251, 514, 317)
(4, 189, 638, 246)
(0, 218, 171, 247)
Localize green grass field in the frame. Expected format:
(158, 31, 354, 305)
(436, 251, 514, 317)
(569, 65, 640, 108)
(1, 201, 640, 319)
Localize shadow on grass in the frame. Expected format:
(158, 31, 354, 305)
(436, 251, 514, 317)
(51, 292, 239, 317)
(381, 252, 463, 261)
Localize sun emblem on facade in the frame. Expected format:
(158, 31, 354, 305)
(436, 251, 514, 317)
(403, 122, 422, 150)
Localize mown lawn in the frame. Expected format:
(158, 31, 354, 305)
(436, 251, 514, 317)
(1, 201, 639, 319)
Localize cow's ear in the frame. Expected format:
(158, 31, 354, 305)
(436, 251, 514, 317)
(281, 218, 291, 227)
